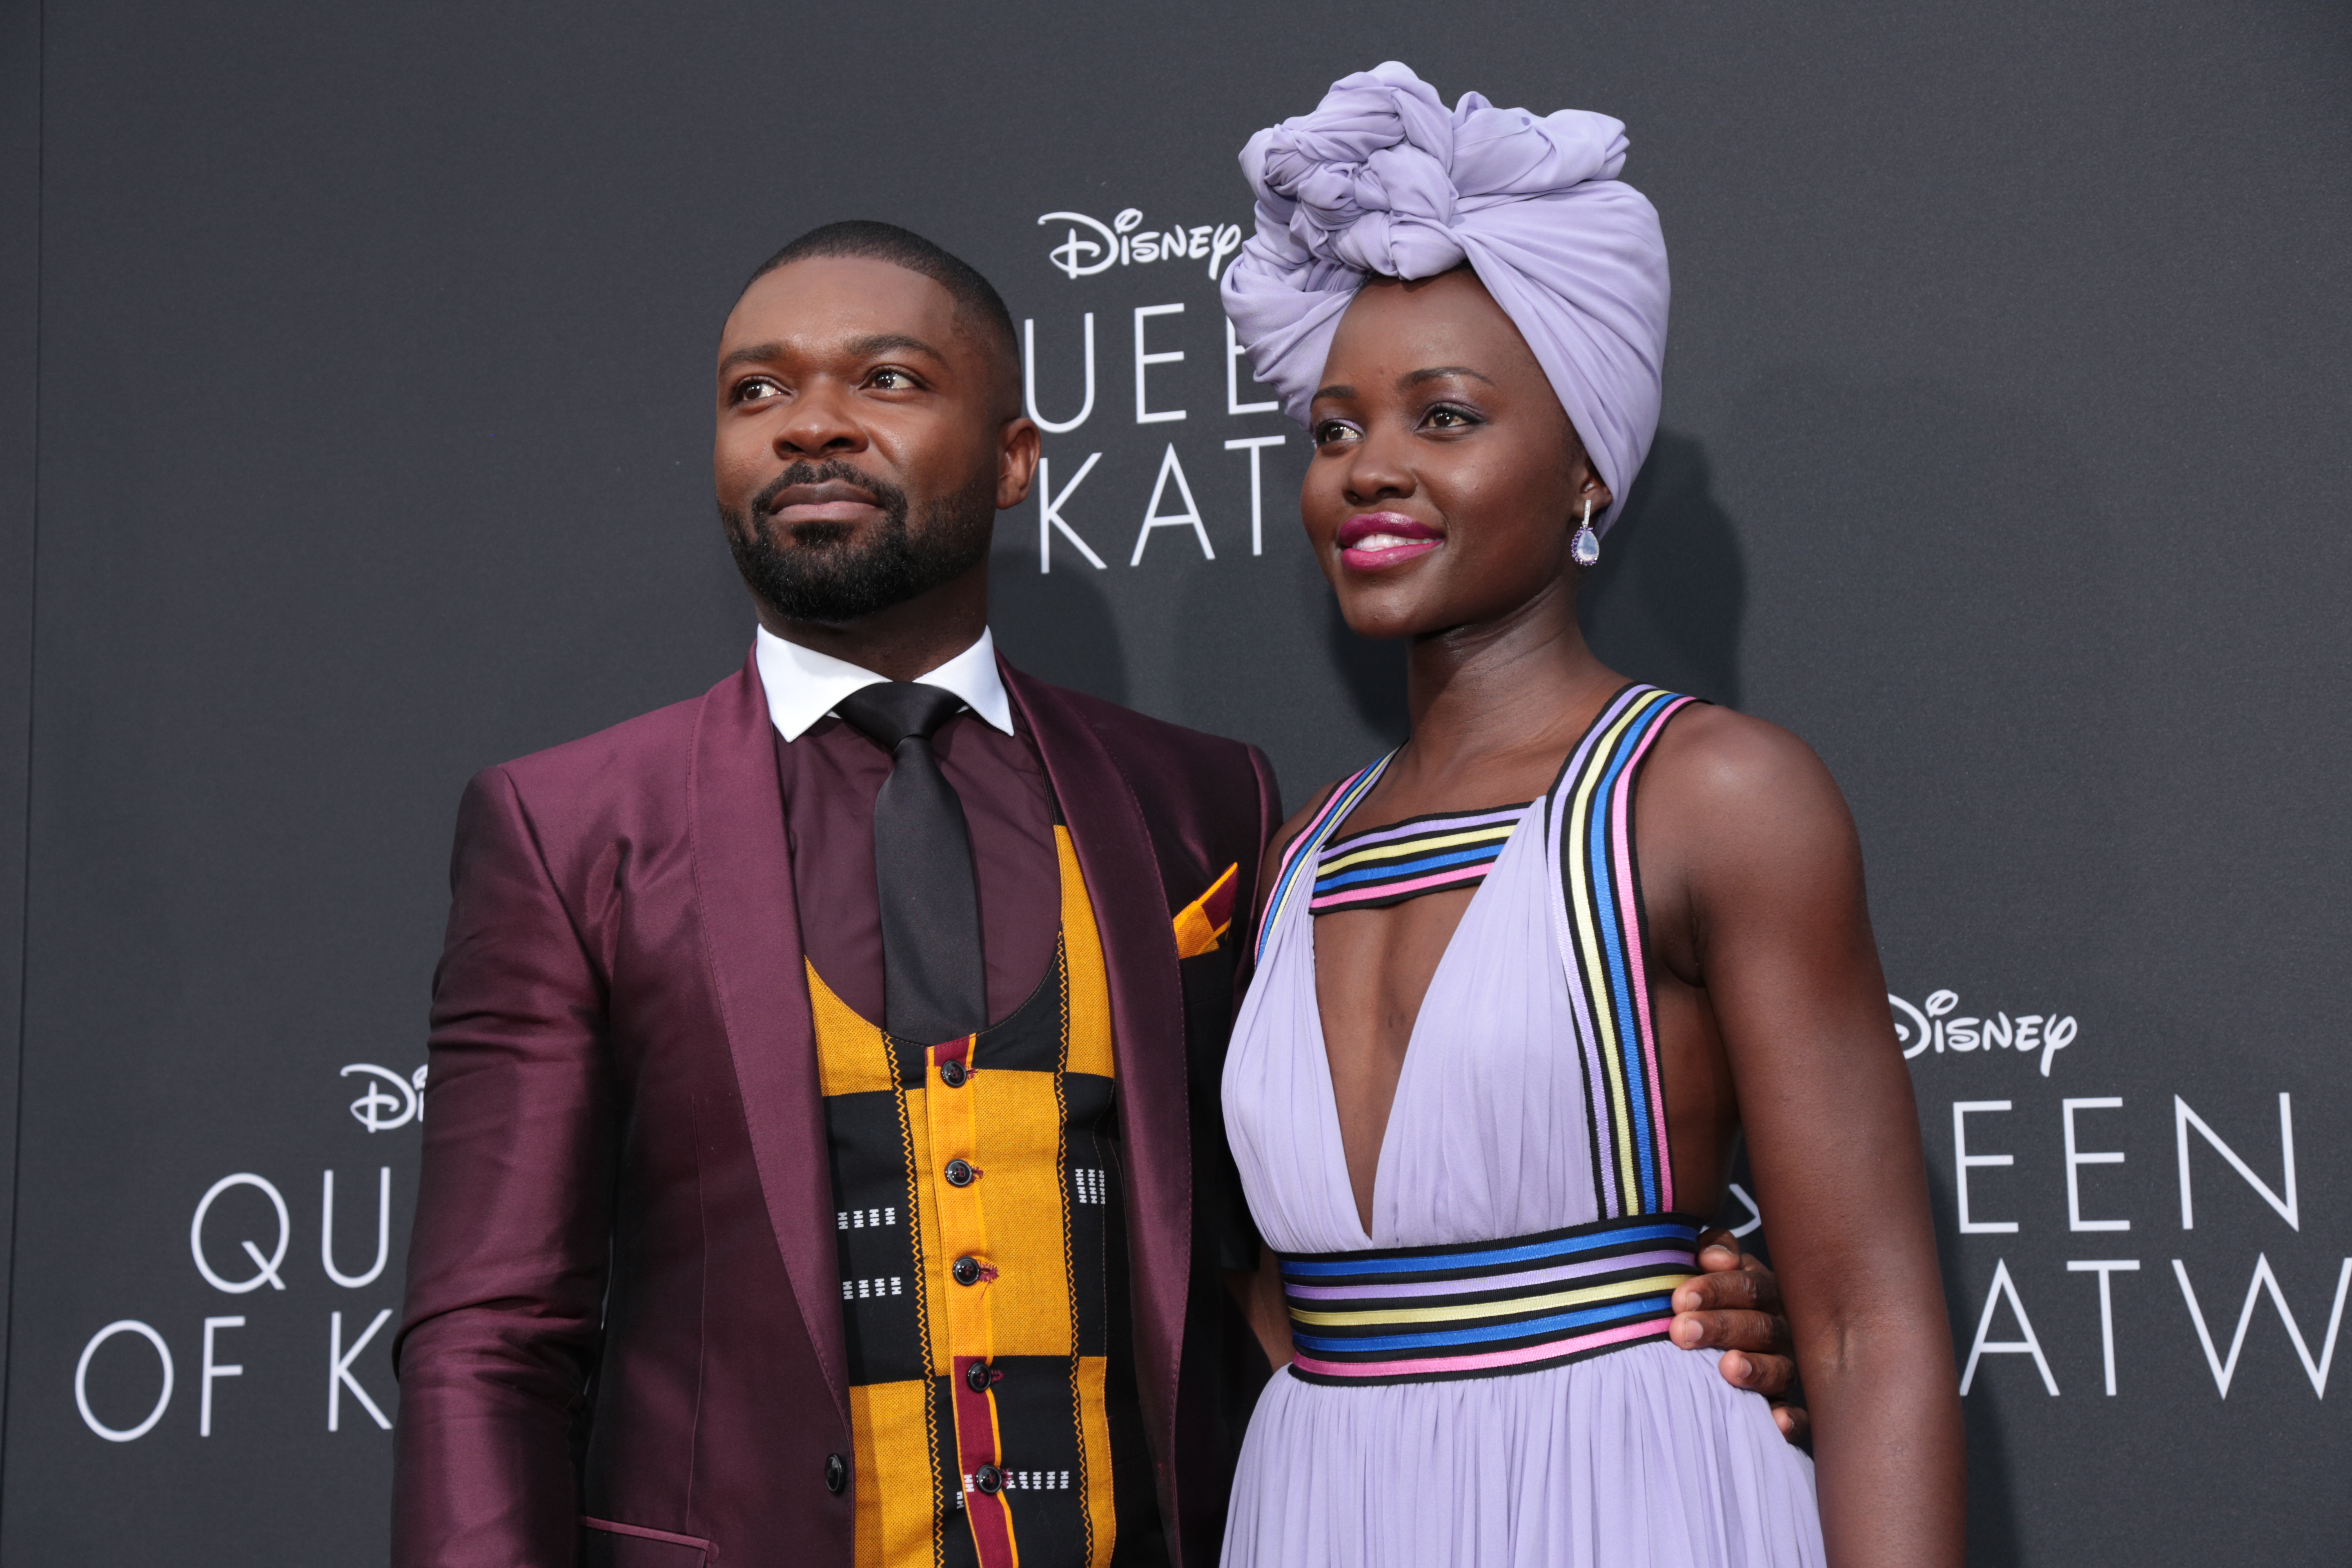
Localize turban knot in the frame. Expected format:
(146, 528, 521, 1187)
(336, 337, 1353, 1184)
(1221, 62, 1670, 532)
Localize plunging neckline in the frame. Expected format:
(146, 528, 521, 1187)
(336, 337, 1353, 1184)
(1274, 682, 1665, 1246)
(1306, 799, 1537, 1245)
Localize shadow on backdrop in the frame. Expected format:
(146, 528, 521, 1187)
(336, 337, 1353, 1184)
(1580, 430, 1747, 709)
(987, 548, 1130, 706)
(1321, 579, 1411, 751)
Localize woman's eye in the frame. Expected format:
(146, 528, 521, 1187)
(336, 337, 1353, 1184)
(1423, 404, 1481, 430)
(1313, 419, 1361, 445)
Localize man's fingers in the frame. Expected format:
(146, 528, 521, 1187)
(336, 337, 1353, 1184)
(1717, 1349, 1796, 1397)
(1771, 1402, 1811, 1446)
(1669, 1307, 1788, 1354)
(1672, 1269, 1764, 1314)
(1695, 1228, 1743, 1272)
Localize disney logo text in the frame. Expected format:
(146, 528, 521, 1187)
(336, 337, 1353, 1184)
(1041, 209, 1243, 281)
(1892, 990, 2076, 1076)
(342, 1062, 428, 1131)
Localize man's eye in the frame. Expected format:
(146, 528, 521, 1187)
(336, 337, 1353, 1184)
(1313, 419, 1361, 445)
(734, 377, 781, 404)
(871, 367, 918, 390)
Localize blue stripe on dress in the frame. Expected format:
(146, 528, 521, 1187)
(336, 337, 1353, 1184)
(1319, 844, 1507, 890)
(1278, 1221, 1697, 1278)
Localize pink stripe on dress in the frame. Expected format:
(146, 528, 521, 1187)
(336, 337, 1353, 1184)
(1288, 1316, 1673, 1381)
(1312, 864, 1488, 908)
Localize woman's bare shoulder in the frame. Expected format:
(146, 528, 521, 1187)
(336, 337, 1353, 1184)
(1648, 702, 1835, 792)
(1641, 703, 1860, 868)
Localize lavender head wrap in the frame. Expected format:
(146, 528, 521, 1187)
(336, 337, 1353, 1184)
(1220, 62, 1670, 532)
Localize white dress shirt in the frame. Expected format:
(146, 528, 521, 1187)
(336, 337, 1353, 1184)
(753, 624, 1016, 744)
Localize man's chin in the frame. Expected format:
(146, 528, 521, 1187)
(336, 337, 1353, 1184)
(742, 552, 933, 626)
(748, 515, 857, 552)
(723, 496, 991, 627)
(755, 517, 843, 550)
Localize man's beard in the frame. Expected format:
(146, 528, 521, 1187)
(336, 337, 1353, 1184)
(721, 460, 996, 626)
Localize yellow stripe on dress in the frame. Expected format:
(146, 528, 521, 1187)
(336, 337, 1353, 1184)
(1287, 1271, 1697, 1328)
(1316, 822, 1518, 875)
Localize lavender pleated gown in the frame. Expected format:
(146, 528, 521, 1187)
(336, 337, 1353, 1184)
(1220, 693, 1824, 1568)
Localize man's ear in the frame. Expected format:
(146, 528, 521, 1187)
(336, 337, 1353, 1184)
(997, 417, 1042, 510)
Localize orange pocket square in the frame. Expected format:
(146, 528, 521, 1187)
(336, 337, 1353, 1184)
(1172, 863, 1240, 960)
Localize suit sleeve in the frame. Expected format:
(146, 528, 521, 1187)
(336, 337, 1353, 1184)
(1245, 743, 1283, 937)
(392, 766, 619, 1568)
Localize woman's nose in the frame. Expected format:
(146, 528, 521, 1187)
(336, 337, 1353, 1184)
(1342, 434, 1414, 506)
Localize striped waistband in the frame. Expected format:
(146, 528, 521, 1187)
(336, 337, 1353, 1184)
(1278, 1214, 1700, 1386)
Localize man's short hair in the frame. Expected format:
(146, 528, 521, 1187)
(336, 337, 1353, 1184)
(748, 220, 1020, 406)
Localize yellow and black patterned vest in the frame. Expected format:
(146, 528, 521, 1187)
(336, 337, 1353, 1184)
(812, 825, 1155, 1568)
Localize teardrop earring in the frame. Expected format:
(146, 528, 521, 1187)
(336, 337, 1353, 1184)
(1570, 499, 1600, 568)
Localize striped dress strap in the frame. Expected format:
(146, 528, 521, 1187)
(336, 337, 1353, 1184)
(1544, 685, 1702, 1219)
(1253, 753, 1393, 966)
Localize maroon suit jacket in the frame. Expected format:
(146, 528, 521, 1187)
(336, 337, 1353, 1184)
(393, 651, 1280, 1568)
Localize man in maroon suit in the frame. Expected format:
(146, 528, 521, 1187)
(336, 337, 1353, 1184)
(393, 222, 1799, 1568)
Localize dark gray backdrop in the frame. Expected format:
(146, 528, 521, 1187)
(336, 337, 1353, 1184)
(4, 1, 2349, 1562)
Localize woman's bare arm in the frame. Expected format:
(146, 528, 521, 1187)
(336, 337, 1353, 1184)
(1650, 711, 1964, 1565)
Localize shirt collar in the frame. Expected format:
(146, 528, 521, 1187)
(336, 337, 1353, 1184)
(753, 624, 1015, 744)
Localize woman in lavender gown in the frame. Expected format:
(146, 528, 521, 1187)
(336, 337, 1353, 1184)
(1215, 65, 1963, 1567)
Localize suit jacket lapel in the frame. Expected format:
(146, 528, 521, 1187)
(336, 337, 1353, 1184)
(1002, 662, 1192, 1470)
(690, 653, 848, 1424)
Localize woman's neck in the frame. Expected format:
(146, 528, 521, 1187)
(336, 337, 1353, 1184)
(1397, 576, 1617, 780)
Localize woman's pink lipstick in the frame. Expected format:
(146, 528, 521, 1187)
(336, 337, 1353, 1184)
(1336, 512, 1444, 571)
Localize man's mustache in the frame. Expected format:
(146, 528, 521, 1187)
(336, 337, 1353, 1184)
(752, 460, 905, 517)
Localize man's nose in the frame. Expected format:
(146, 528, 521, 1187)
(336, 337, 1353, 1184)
(773, 385, 867, 457)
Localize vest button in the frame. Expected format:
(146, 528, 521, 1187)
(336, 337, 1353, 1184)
(966, 1360, 993, 1392)
(824, 1452, 846, 1494)
(973, 1464, 1003, 1495)
(945, 1159, 975, 1187)
(952, 1255, 981, 1286)
(939, 1059, 967, 1088)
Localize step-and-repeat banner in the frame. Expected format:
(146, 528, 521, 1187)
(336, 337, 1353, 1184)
(6, 2, 2349, 1563)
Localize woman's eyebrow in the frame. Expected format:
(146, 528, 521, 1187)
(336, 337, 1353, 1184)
(1312, 383, 1358, 402)
(1401, 365, 1494, 389)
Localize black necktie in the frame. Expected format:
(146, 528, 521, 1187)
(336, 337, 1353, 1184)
(835, 682, 987, 1045)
